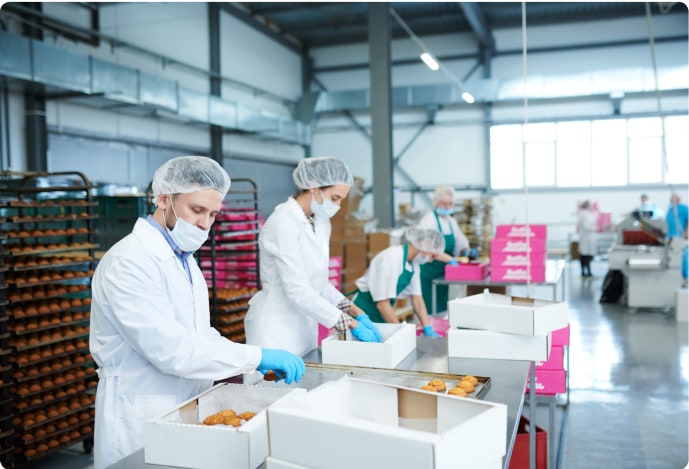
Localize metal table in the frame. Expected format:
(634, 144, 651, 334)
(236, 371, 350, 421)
(108, 337, 530, 469)
(431, 259, 567, 314)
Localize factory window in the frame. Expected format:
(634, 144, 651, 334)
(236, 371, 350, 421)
(490, 115, 688, 190)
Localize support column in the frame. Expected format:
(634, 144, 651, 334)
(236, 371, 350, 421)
(23, 2, 47, 172)
(368, 4, 394, 228)
(208, 3, 223, 165)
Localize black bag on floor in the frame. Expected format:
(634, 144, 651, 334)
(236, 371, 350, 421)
(600, 270, 624, 303)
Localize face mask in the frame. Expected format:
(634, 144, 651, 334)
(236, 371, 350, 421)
(311, 190, 340, 218)
(436, 207, 454, 217)
(413, 254, 432, 265)
(166, 199, 209, 252)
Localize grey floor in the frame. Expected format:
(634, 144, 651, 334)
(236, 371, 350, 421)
(16, 260, 689, 469)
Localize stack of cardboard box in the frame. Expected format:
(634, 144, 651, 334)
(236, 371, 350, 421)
(490, 224, 547, 283)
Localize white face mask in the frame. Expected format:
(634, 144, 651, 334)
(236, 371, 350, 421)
(166, 198, 209, 252)
(311, 190, 340, 218)
(413, 253, 432, 265)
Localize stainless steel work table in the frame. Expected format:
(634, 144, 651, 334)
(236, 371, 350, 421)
(108, 337, 530, 469)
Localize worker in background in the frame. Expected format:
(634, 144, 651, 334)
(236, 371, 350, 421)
(417, 186, 477, 314)
(577, 200, 598, 278)
(89, 156, 305, 469)
(245, 156, 381, 357)
(352, 227, 445, 337)
(665, 193, 688, 239)
(636, 193, 661, 219)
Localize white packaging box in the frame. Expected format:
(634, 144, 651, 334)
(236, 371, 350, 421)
(447, 328, 552, 361)
(267, 376, 507, 469)
(264, 457, 309, 469)
(145, 383, 305, 469)
(321, 322, 416, 368)
(448, 291, 568, 336)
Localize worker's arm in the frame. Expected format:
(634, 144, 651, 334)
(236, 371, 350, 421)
(411, 295, 432, 327)
(376, 299, 400, 324)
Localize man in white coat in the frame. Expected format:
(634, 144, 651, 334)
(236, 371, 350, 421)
(90, 156, 305, 468)
(577, 200, 598, 277)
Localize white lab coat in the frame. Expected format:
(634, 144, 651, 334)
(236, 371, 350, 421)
(577, 209, 598, 256)
(355, 245, 420, 300)
(90, 218, 262, 469)
(245, 198, 345, 356)
(417, 211, 470, 256)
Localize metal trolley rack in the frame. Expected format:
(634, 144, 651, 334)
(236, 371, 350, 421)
(199, 178, 261, 344)
(0, 171, 98, 467)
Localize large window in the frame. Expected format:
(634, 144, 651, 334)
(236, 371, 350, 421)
(490, 115, 688, 189)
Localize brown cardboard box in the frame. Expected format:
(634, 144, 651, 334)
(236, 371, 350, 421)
(344, 242, 368, 269)
(330, 240, 345, 260)
(367, 232, 391, 257)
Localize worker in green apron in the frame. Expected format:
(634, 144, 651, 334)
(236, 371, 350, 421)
(417, 186, 478, 315)
(352, 227, 445, 337)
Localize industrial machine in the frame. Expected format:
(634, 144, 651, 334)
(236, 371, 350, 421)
(607, 211, 685, 309)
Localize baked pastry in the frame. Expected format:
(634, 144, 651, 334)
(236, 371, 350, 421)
(203, 413, 225, 425)
(448, 387, 468, 397)
(428, 379, 446, 391)
(238, 411, 256, 421)
(420, 384, 440, 392)
(461, 375, 479, 386)
(456, 381, 475, 393)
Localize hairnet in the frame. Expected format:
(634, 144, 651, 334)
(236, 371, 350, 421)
(433, 185, 455, 205)
(404, 227, 445, 254)
(151, 156, 231, 205)
(292, 156, 353, 190)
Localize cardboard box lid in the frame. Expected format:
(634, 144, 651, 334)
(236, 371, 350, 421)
(321, 323, 416, 368)
(448, 291, 568, 336)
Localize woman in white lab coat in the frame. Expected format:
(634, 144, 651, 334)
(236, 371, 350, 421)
(577, 200, 598, 277)
(245, 157, 381, 357)
(90, 156, 304, 468)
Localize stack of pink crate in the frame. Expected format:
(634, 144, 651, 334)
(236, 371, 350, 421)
(526, 324, 570, 395)
(328, 256, 343, 291)
(490, 224, 547, 283)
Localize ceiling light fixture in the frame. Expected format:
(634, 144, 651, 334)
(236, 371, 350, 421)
(390, 7, 475, 104)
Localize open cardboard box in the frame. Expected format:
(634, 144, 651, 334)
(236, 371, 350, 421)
(145, 383, 304, 469)
(267, 375, 507, 469)
(447, 328, 552, 361)
(448, 291, 568, 336)
(321, 322, 416, 368)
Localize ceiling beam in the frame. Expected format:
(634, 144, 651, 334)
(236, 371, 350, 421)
(458, 2, 495, 52)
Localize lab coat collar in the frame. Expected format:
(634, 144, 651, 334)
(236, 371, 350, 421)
(132, 217, 178, 262)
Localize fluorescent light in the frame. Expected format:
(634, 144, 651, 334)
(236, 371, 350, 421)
(461, 91, 475, 104)
(420, 52, 439, 71)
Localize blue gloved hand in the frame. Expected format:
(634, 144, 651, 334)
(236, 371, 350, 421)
(448, 259, 459, 266)
(355, 314, 383, 342)
(423, 325, 441, 338)
(351, 321, 382, 343)
(258, 349, 305, 385)
(465, 248, 479, 260)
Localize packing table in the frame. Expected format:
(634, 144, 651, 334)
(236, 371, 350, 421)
(107, 337, 530, 469)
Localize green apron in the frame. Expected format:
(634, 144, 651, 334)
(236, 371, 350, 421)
(353, 244, 414, 323)
(420, 212, 455, 314)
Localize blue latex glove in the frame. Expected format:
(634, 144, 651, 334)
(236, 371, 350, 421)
(447, 259, 459, 266)
(355, 314, 383, 342)
(423, 325, 441, 338)
(465, 248, 479, 260)
(351, 321, 381, 343)
(258, 349, 305, 385)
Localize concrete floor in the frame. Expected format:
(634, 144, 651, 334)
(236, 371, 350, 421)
(17, 260, 689, 469)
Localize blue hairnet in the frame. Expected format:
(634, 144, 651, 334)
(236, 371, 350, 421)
(152, 156, 231, 205)
(292, 156, 353, 190)
(404, 227, 444, 254)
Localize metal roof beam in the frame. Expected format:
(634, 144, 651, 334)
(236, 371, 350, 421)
(458, 2, 495, 52)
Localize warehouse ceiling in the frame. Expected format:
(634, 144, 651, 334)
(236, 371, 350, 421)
(230, 2, 686, 50)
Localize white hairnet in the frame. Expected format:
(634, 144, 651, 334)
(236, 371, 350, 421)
(433, 185, 455, 205)
(404, 227, 445, 254)
(292, 156, 353, 190)
(151, 156, 231, 205)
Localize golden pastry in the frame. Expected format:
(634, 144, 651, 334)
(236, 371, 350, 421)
(428, 379, 446, 391)
(448, 387, 468, 397)
(238, 411, 256, 421)
(456, 381, 475, 393)
(203, 414, 225, 425)
(461, 375, 479, 386)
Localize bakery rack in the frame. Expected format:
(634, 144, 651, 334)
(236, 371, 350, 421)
(0, 171, 98, 467)
(199, 178, 260, 344)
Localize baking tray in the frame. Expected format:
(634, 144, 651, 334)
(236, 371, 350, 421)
(245, 362, 491, 400)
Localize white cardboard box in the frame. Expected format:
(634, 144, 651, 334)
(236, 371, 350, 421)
(677, 288, 688, 322)
(321, 322, 416, 368)
(264, 457, 309, 469)
(448, 291, 568, 336)
(267, 376, 507, 469)
(144, 383, 304, 469)
(447, 328, 552, 361)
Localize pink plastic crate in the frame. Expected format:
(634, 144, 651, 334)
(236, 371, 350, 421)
(491, 252, 546, 267)
(552, 324, 570, 346)
(496, 224, 547, 239)
(491, 238, 547, 254)
(444, 262, 490, 281)
(535, 346, 564, 370)
(525, 367, 567, 395)
(490, 264, 546, 283)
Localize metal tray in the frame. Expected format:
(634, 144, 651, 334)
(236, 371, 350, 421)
(246, 362, 491, 400)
